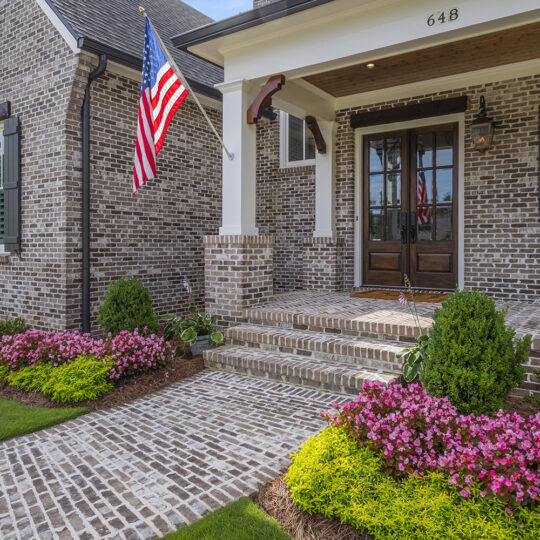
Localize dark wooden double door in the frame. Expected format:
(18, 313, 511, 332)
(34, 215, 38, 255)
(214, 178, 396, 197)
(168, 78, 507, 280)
(363, 123, 458, 289)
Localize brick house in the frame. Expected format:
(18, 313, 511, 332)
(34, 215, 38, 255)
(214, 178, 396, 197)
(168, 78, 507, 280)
(169, 0, 540, 327)
(1, 0, 539, 344)
(0, 0, 224, 332)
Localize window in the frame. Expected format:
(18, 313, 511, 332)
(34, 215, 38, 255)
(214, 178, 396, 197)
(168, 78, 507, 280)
(0, 123, 4, 243)
(280, 111, 316, 167)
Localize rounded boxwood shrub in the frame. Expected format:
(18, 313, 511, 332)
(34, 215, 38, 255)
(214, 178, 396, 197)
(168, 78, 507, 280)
(421, 289, 530, 415)
(286, 427, 539, 540)
(0, 317, 30, 336)
(97, 278, 158, 336)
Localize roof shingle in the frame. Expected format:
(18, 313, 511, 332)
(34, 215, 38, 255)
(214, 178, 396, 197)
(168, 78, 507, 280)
(49, 0, 223, 91)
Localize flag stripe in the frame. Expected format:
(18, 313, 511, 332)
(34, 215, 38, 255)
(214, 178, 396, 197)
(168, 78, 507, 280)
(133, 19, 189, 193)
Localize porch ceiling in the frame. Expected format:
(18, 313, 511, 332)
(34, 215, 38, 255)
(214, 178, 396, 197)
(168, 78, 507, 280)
(303, 21, 540, 97)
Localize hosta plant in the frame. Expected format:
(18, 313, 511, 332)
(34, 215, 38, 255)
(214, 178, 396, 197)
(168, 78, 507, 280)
(163, 278, 223, 357)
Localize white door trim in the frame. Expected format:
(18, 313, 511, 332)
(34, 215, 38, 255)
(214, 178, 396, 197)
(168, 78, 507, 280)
(354, 113, 465, 289)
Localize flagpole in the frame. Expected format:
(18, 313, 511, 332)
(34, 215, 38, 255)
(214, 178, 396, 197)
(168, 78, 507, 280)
(139, 6, 234, 161)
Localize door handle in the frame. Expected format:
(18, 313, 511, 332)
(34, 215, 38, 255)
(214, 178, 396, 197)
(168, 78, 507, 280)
(401, 212, 408, 244)
(410, 212, 417, 244)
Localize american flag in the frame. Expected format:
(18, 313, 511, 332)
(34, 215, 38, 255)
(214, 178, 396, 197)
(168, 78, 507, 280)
(133, 19, 189, 193)
(417, 152, 431, 225)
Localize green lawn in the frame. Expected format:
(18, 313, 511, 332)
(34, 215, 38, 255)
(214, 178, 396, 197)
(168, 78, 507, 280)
(0, 398, 89, 441)
(162, 497, 293, 540)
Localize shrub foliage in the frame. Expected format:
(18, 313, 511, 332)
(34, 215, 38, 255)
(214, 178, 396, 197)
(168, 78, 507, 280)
(0, 317, 30, 337)
(7, 357, 113, 403)
(97, 278, 158, 336)
(286, 427, 540, 540)
(325, 381, 540, 507)
(421, 289, 530, 415)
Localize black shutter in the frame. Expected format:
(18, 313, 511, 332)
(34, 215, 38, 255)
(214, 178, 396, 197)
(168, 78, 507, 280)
(3, 116, 21, 252)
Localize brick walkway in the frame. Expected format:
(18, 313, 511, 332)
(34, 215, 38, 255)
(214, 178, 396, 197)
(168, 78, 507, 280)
(0, 371, 343, 540)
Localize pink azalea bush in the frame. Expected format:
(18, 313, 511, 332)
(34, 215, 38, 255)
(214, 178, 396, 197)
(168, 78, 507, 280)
(324, 381, 540, 508)
(0, 329, 171, 379)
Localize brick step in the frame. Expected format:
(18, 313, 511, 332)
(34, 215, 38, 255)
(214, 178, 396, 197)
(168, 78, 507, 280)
(204, 345, 397, 395)
(245, 307, 424, 342)
(226, 324, 407, 374)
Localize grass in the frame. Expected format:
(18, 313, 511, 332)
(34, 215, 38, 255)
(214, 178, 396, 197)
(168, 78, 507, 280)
(0, 398, 89, 441)
(162, 497, 293, 540)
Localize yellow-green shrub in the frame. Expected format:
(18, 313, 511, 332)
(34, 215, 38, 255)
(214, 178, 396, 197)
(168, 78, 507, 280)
(285, 427, 539, 540)
(7, 363, 54, 392)
(41, 356, 113, 403)
(0, 364, 9, 381)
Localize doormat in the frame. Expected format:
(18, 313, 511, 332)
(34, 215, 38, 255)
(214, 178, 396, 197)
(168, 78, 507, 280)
(351, 289, 448, 303)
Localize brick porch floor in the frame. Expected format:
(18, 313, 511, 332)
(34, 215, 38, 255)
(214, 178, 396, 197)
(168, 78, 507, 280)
(247, 290, 540, 349)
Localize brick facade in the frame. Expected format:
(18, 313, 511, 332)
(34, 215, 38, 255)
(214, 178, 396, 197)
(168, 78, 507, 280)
(256, 118, 315, 293)
(334, 75, 540, 301)
(302, 237, 344, 291)
(0, 2, 223, 331)
(0, 0, 80, 329)
(204, 235, 274, 327)
(257, 74, 540, 302)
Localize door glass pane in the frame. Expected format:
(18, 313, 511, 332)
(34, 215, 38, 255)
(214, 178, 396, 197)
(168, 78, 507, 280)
(417, 208, 432, 241)
(386, 173, 401, 206)
(436, 131, 453, 167)
(369, 139, 384, 172)
(369, 209, 383, 241)
(288, 115, 304, 161)
(436, 168, 453, 203)
(417, 133, 433, 168)
(305, 126, 316, 160)
(436, 206, 453, 241)
(417, 170, 433, 205)
(369, 174, 384, 206)
(386, 138, 401, 171)
(386, 208, 401, 241)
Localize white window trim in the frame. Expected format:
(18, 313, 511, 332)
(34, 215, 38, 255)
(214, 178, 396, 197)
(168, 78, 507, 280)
(279, 110, 316, 169)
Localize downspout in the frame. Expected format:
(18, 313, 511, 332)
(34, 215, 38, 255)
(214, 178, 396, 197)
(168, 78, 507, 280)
(81, 55, 107, 333)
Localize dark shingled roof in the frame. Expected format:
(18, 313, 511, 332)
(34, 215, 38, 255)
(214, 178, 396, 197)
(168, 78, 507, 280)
(48, 0, 223, 95)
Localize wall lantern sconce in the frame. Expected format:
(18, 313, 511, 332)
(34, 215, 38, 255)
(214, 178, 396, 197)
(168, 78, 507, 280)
(471, 96, 496, 153)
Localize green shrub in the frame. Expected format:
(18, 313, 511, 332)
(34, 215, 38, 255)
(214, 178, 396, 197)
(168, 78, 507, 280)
(97, 278, 158, 336)
(0, 364, 10, 382)
(0, 317, 30, 336)
(41, 356, 113, 403)
(421, 289, 530, 415)
(286, 427, 539, 540)
(7, 364, 54, 392)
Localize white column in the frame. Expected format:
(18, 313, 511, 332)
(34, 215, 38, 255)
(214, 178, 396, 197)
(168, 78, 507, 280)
(216, 80, 259, 236)
(313, 120, 336, 238)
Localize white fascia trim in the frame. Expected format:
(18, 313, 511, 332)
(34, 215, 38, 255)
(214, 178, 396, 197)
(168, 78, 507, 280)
(336, 59, 540, 110)
(353, 113, 465, 289)
(36, 0, 79, 54)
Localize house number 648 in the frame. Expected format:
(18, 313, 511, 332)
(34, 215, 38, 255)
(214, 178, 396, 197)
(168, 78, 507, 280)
(427, 8, 459, 26)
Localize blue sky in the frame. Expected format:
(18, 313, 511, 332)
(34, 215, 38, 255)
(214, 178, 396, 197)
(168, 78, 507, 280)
(184, 1, 254, 21)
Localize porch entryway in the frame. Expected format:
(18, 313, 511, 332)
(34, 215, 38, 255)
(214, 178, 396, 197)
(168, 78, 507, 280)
(362, 123, 458, 289)
(204, 291, 540, 397)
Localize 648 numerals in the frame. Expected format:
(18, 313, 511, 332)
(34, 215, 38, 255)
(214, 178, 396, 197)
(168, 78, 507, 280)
(427, 8, 459, 27)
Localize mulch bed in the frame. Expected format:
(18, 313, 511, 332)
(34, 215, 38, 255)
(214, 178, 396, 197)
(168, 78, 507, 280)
(258, 476, 373, 540)
(0, 355, 204, 411)
(504, 395, 539, 417)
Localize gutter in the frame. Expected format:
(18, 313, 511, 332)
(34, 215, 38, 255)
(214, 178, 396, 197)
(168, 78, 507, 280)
(77, 37, 222, 101)
(81, 55, 108, 334)
(171, 0, 336, 51)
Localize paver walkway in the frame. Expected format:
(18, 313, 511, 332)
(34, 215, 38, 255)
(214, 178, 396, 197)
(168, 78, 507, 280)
(0, 370, 343, 540)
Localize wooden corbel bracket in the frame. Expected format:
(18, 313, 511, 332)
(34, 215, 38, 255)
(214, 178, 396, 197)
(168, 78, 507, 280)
(305, 116, 326, 154)
(247, 74, 285, 124)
